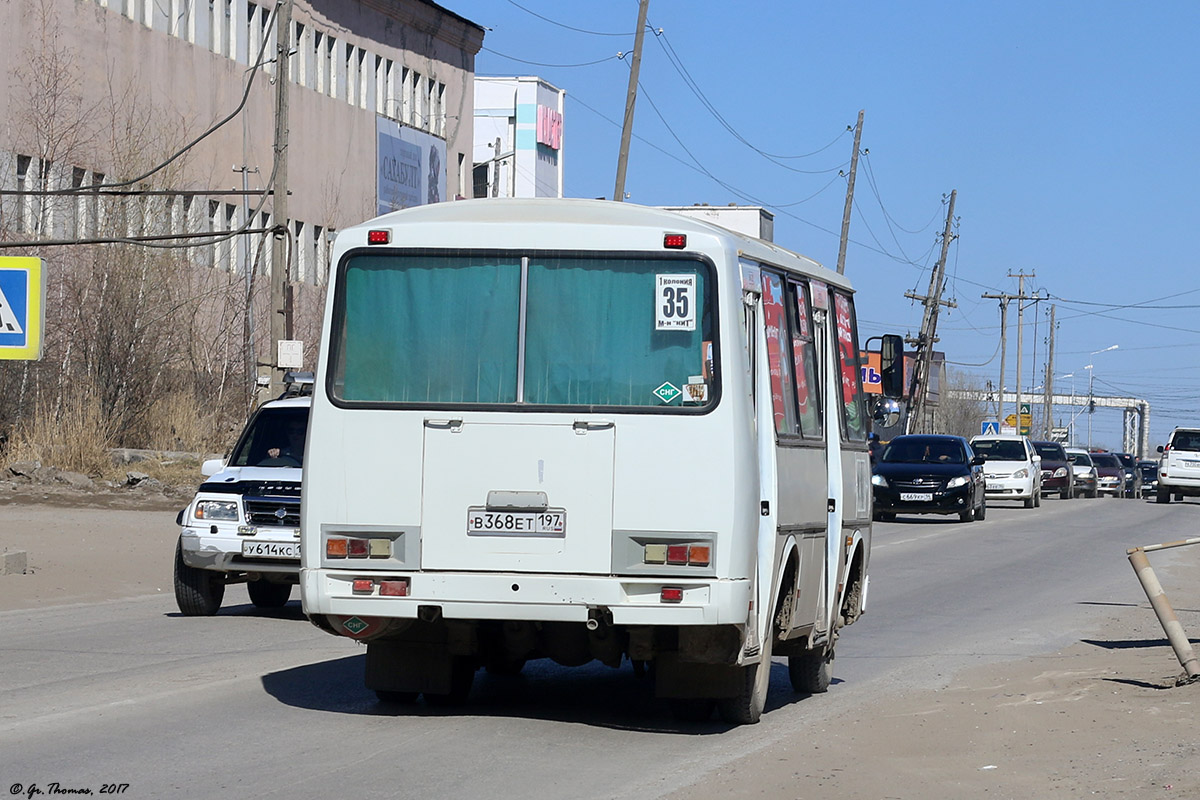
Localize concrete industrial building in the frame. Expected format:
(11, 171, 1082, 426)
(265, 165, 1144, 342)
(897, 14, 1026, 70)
(0, 0, 485, 288)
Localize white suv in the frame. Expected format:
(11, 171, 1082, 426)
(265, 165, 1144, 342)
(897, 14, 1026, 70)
(1156, 427, 1200, 504)
(173, 376, 311, 615)
(970, 434, 1043, 508)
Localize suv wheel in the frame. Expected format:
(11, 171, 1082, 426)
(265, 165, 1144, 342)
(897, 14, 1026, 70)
(247, 578, 292, 608)
(174, 539, 225, 616)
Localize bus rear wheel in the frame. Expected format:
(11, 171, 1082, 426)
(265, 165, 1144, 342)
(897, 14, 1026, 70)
(788, 645, 833, 694)
(717, 635, 772, 725)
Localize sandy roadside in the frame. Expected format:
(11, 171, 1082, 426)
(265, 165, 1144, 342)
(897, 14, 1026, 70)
(3, 487, 1199, 798)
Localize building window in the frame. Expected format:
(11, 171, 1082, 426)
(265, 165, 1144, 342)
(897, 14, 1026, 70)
(401, 67, 412, 125)
(292, 22, 305, 85)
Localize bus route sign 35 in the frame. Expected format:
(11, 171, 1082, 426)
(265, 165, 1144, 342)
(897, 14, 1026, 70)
(0, 257, 45, 361)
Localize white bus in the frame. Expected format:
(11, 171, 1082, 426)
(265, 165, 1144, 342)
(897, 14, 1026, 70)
(300, 198, 901, 724)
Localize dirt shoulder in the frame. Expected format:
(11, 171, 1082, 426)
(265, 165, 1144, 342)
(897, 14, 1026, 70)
(0, 482, 185, 609)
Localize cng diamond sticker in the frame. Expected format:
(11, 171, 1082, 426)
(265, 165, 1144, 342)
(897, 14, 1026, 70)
(342, 616, 369, 635)
(653, 382, 682, 404)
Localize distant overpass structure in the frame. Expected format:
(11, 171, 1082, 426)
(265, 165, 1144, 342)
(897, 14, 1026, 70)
(949, 390, 1150, 458)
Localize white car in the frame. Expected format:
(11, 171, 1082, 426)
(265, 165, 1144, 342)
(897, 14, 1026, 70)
(1065, 448, 1099, 498)
(970, 434, 1043, 508)
(173, 376, 311, 616)
(1156, 427, 1200, 504)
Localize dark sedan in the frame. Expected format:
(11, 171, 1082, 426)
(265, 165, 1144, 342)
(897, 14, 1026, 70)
(1138, 460, 1158, 498)
(1033, 440, 1074, 500)
(872, 434, 986, 523)
(1090, 452, 1125, 497)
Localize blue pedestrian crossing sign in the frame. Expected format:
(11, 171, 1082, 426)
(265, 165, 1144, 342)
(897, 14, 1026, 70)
(980, 420, 1001, 435)
(0, 257, 45, 361)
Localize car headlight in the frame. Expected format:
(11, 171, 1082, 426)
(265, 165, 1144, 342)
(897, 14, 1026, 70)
(946, 475, 970, 489)
(1012, 468, 1029, 479)
(194, 499, 240, 522)
(1054, 467, 1068, 478)
(871, 474, 888, 487)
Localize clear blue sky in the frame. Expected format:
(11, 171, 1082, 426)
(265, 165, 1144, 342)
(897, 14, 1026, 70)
(450, 0, 1199, 452)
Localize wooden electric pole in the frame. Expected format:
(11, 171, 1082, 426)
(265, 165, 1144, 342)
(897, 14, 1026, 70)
(1042, 304, 1056, 438)
(268, 0, 294, 400)
(904, 189, 957, 433)
(982, 272, 1041, 435)
(835, 110, 864, 275)
(613, 0, 649, 202)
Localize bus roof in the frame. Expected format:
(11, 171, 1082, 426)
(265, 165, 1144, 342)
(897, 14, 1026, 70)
(341, 198, 853, 292)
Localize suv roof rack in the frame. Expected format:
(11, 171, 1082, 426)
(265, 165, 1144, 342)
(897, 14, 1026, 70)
(281, 371, 315, 398)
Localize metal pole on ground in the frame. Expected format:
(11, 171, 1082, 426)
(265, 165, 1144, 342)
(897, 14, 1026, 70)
(1127, 538, 1200, 684)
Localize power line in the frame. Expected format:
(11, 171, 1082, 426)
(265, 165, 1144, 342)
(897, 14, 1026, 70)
(480, 46, 621, 68)
(504, 0, 639, 36)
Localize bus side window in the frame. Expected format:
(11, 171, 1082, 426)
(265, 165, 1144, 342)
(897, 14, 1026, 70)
(761, 271, 798, 435)
(788, 280, 822, 438)
(832, 291, 868, 442)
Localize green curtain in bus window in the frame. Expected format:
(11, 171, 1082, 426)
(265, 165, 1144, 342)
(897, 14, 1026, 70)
(524, 257, 710, 407)
(337, 255, 521, 403)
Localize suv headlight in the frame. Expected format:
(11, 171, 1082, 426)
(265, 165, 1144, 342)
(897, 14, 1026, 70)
(1012, 468, 1029, 479)
(946, 475, 970, 489)
(871, 474, 888, 487)
(194, 499, 239, 522)
(1054, 467, 1068, 478)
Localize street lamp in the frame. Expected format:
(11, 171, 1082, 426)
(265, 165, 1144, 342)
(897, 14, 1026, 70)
(1086, 345, 1119, 449)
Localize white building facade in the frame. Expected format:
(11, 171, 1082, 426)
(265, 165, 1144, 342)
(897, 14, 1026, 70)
(473, 77, 565, 199)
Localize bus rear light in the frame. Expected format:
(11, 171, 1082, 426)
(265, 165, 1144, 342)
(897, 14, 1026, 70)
(379, 580, 409, 597)
(368, 539, 391, 558)
(661, 587, 684, 603)
(347, 538, 369, 558)
(663, 233, 687, 249)
(326, 539, 348, 558)
(367, 229, 390, 245)
(666, 544, 689, 565)
(643, 542, 711, 566)
(352, 579, 374, 594)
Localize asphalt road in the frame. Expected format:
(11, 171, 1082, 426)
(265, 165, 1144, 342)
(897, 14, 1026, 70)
(1, 494, 1195, 799)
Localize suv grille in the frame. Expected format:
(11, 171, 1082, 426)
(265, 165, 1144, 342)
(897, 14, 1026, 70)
(244, 496, 301, 527)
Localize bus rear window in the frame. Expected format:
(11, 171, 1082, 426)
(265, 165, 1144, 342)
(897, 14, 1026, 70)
(330, 253, 714, 410)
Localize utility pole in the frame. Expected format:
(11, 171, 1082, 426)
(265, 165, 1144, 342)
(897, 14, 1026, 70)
(903, 189, 957, 433)
(1015, 271, 1029, 438)
(997, 300, 1007, 427)
(982, 271, 1040, 435)
(835, 110, 864, 275)
(612, 0, 649, 202)
(1042, 304, 1056, 438)
(269, 0, 294, 400)
(233, 162, 260, 413)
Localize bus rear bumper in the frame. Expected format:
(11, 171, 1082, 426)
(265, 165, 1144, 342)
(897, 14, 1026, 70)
(300, 568, 752, 627)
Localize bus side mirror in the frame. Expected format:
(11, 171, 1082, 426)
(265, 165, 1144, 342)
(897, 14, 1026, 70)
(879, 334, 905, 399)
(872, 398, 902, 428)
